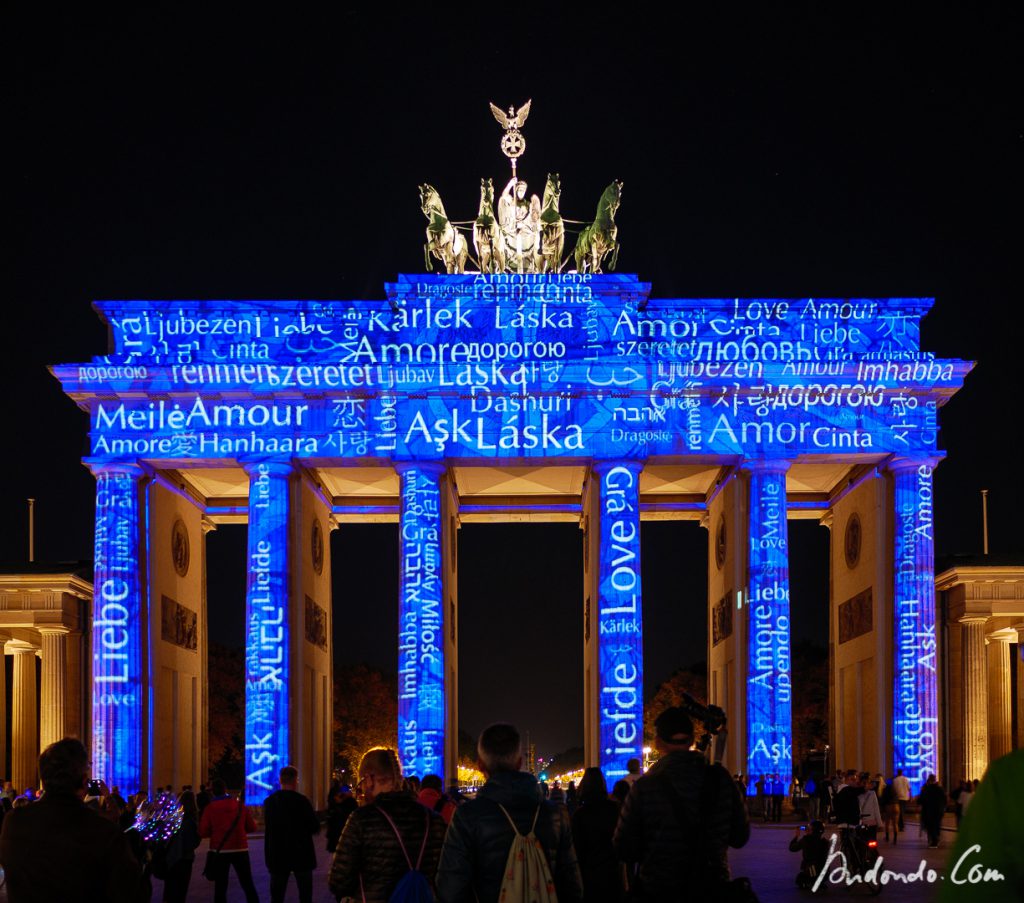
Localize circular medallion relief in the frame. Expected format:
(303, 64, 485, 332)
(311, 518, 324, 575)
(171, 519, 190, 577)
(715, 515, 727, 570)
(844, 512, 862, 570)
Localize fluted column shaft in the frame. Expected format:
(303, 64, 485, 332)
(987, 635, 1013, 762)
(9, 642, 39, 792)
(888, 459, 940, 796)
(744, 460, 793, 787)
(40, 629, 69, 749)
(397, 462, 448, 784)
(243, 459, 293, 800)
(592, 460, 645, 783)
(0, 633, 8, 777)
(960, 618, 989, 780)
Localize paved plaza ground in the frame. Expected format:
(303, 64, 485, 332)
(0, 815, 961, 902)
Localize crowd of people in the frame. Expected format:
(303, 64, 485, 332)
(0, 707, 752, 902)
(1, 729, 1019, 902)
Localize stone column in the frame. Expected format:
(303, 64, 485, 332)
(959, 617, 989, 781)
(986, 631, 1014, 763)
(39, 628, 70, 750)
(0, 631, 8, 775)
(591, 461, 644, 782)
(888, 458, 940, 795)
(397, 463, 447, 783)
(8, 640, 39, 791)
(743, 460, 793, 786)
(242, 459, 293, 800)
(90, 463, 146, 792)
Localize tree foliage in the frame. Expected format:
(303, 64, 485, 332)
(207, 642, 244, 784)
(791, 640, 829, 762)
(645, 662, 708, 746)
(334, 664, 398, 780)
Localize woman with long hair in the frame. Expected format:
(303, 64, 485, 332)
(571, 767, 624, 903)
(162, 790, 201, 903)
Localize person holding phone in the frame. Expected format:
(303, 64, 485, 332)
(789, 821, 829, 889)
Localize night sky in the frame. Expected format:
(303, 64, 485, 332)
(8, 8, 1022, 757)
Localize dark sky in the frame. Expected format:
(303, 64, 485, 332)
(8, 7, 1023, 756)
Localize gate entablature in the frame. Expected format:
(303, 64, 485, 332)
(55, 274, 970, 464)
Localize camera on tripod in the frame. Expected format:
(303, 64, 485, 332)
(678, 692, 729, 762)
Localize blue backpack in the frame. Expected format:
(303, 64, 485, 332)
(374, 806, 434, 903)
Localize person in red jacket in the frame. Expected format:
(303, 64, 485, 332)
(198, 778, 259, 903)
(417, 774, 457, 824)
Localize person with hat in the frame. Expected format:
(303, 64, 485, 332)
(613, 707, 750, 900)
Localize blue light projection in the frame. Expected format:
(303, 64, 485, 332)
(66, 278, 966, 465)
(54, 274, 970, 789)
(244, 460, 292, 798)
(91, 465, 144, 792)
(595, 461, 644, 780)
(397, 464, 445, 781)
(745, 463, 793, 785)
(891, 459, 938, 796)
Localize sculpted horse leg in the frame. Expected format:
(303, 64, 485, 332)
(493, 232, 506, 273)
(424, 240, 433, 273)
(454, 233, 468, 274)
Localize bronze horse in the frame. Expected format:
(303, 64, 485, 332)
(573, 180, 622, 274)
(536, 173, 564, 274)
(473, 178, 505, 274)
(419, 183, 468, 274)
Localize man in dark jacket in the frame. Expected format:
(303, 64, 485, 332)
(329, 747, 447, 903)
(613, 708, 749, 899)
(436, 723, 584, 903)
(0, 737, 146, 902)
(264, 765, 319, 903)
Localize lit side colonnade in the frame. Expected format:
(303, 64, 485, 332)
(51, 274, 970, 800)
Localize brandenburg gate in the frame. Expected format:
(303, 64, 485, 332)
(52, 273, 969, 802)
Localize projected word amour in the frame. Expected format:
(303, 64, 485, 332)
(60, 274, 965, 784)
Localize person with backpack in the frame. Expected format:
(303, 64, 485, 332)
(436, 723, 583, 903)
(328, 747, 446, 903)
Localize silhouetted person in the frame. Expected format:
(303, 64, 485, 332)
(571, 767, 623, 903)
(0, 737, 146, 902)
(264, 765, 319, 903)
(614, 708, 749, 899)
(917, 774, 947, 848)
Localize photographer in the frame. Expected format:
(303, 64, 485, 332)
(613, 707, 749, 899)
(789, 821, 829, 890)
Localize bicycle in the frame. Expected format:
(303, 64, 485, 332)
(833, 822, 883, 895)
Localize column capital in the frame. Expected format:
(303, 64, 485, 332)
(885, 455, 944, 475)
(591, 459, 645, 476)
(986, 628, 1017, 644)
(37, 626, 72, 637)
(395, 461, 447, 477)
(958, 615, 990, 626)
(5, 639, 40, 655)
(740, 458, 790, 474)
(241, 458, 294, 477)
(85, 459, 147, 478)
